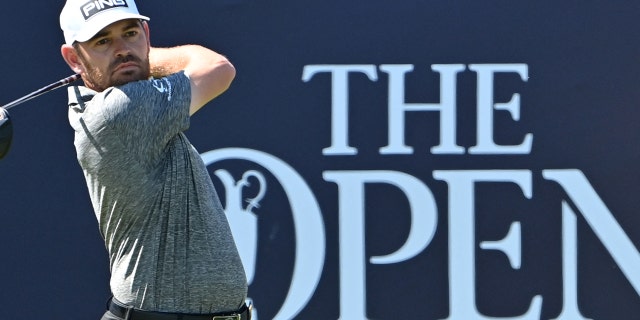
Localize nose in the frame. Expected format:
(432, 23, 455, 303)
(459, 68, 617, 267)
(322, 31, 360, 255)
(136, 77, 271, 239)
(112, 37, 132, 57)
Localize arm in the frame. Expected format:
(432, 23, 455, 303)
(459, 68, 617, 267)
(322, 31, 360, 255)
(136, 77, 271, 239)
(149, 45, 236, 115)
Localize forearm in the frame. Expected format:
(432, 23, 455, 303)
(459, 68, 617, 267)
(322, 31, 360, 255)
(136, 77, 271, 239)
(148, 45, 236, 114)
(149, 45, 224, 78)
(149, 46, 185, 78)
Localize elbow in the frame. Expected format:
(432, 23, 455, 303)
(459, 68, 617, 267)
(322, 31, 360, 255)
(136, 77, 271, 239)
(219, 59, 236, 92)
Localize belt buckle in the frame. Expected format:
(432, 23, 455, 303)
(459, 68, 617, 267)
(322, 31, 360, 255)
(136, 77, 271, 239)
(212, 316, 240, 320)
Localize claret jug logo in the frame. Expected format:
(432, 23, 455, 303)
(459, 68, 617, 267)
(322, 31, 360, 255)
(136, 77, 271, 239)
(81, 0, 129, 20)
(203, 149, 326, 320)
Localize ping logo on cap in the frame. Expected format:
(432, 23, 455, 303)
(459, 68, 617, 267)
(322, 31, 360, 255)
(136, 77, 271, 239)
(81, 0, 129, 20)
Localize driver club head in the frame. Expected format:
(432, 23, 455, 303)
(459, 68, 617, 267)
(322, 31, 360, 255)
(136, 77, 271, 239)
(0, 107, 13, 159)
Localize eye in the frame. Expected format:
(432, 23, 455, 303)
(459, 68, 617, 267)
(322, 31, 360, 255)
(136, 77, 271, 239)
(124, 30, 138, 38)
(94, 37, 110, 46)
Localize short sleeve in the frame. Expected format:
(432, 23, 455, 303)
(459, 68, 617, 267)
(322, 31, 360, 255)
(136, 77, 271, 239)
(92, 72, 192, 167)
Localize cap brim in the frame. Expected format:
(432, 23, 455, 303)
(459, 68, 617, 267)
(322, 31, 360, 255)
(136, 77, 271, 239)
(72, 12, 149, 44)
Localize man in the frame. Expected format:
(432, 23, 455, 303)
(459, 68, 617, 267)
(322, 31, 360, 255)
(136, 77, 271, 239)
(59, 0, 249, 319)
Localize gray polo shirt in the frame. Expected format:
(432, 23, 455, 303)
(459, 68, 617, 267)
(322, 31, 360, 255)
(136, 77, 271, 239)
(67, 72, 247, 314)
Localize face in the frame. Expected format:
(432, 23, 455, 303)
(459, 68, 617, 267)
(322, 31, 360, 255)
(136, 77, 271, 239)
(69, 19, 151, 92)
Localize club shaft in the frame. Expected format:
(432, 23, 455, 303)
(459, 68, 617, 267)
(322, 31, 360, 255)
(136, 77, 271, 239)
(3, 73, 80, 110)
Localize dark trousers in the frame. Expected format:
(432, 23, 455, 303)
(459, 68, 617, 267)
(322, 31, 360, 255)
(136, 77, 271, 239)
(101, 310, 124, 320)
(101, 298, 252, 320)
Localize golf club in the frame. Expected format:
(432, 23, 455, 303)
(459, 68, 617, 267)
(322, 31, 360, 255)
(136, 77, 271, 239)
(0, 73, 80, 159)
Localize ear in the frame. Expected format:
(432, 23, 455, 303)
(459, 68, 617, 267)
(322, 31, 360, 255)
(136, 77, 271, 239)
(60, 44, 84, 74)
(142, 20, 151, 48)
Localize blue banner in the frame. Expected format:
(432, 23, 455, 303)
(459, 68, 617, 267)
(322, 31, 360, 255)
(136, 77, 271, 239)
(1, 1, 638, 319)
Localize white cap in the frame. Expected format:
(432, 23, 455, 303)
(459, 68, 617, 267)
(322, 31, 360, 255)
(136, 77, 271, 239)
(60, 0, 149, 45)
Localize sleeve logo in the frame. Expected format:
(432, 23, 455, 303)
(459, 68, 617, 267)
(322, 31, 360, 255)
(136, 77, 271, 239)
(151, 78, 173, 101)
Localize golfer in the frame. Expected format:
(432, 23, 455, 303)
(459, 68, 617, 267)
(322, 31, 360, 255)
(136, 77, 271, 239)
(59, 0, 249, 319)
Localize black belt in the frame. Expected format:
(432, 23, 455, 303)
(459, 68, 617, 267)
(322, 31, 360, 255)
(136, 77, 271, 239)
(108, 298, 252, 320)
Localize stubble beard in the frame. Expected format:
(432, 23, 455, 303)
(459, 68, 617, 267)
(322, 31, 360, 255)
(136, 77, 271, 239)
(78, 51, 151, 92)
